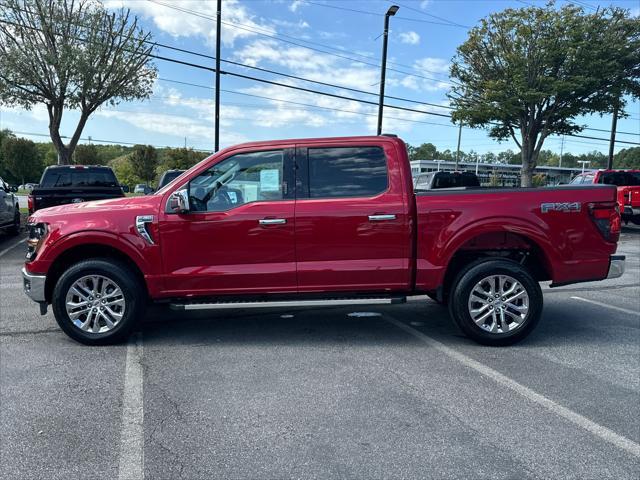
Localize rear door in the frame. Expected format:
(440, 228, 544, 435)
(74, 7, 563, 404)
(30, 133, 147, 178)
(294, 142, 412, 293)
(0, 177, 11, 225)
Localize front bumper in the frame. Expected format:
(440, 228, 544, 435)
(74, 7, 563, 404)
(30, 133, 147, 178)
(22, 268, 46, 303)
(607, 255, 625, 279)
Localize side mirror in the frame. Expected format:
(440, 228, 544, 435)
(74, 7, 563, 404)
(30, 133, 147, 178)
(121, 185, 130, 193)
(10, 185, 18, 192)
(167, 188, 189, 214)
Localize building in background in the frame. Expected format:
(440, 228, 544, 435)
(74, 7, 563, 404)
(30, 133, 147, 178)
(410, 160, 585, 187)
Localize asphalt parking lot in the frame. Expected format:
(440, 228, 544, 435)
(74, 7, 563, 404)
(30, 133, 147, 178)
(1, 228, 639, 479)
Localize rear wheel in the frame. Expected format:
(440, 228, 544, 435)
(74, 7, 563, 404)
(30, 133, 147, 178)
(448, 259, 543, 346)
(52, 259, 145, 345)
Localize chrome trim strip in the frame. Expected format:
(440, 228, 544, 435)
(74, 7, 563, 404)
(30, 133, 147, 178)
(135, 215, 155, 245)
(171, 297, 405, 311)
(368, 214, 396, 221)
(259, 218, 286, 225)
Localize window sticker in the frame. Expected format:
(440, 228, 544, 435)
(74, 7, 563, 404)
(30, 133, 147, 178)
(260, 169, 280, 192)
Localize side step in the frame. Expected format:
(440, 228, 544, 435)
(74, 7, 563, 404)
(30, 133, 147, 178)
(170, 297, 406, 311)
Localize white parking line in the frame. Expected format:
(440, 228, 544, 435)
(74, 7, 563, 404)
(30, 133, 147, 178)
(0, 238, 25, 258)
(118, 333, 144, 480)
(384, 315, 640, 458)
(571, 296, 640, 317)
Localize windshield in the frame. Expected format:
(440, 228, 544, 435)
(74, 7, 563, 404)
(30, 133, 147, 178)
(40, 168, 118, 188)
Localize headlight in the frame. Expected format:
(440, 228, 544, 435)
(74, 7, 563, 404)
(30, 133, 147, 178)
(26, 222, 48, 261)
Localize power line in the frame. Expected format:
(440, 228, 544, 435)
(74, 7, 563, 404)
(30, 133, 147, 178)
(1, 15, 638, 146)
(147, 0, 457, 85)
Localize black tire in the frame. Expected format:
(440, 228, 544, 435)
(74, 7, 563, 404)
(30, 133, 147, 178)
(52, 258, 146, 345)
(7, 207, 20, 235)
(448, 259, 543, 346)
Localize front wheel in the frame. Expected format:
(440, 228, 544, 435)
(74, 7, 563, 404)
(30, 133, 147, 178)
(52, 259, 146, 345)
(448, 259, 543, 346)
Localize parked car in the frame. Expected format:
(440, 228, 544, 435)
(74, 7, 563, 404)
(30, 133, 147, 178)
(134, 184, 154, 195)
(0, 176, 20, 235)
(23, 135, 624, 346)
(570, 170, 640, 225)
(28, 165, 125, 214)
(414, 171, 481, 190)
(157, 169, 186, 189)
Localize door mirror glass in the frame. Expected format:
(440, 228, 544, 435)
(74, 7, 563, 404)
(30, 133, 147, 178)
(167, 188, 190, 214)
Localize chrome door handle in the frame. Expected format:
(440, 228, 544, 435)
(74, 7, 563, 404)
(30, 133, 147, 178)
(368, 214, 396, 222)
(259, 218, 287, 225)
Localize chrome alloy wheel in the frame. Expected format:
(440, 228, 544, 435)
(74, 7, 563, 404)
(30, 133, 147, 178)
(65, 275, 126, 334)
(467, 274, 529, 334)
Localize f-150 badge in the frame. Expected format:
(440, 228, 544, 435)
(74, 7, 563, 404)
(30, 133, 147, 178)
(540, 202, 581, 213)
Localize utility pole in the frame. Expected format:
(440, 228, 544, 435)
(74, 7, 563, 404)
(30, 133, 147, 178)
(376, 5, 399, 136)
(607, 98, 619, 170)
(455, 122, 462, 170)
(559, 135, 564, 168)
(214, 0, 222, 152)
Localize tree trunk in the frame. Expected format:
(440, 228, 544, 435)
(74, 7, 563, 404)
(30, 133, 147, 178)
(520, 143, 535, 188)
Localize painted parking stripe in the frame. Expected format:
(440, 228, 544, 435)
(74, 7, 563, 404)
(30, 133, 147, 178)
(117, 333, 144, 480)
(0, 238, 25, 258)
(571, 296, 639, 317)
(384, 315, 640, 458)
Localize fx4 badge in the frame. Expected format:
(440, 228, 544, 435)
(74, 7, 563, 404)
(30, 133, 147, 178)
(540, 202, 581, 213)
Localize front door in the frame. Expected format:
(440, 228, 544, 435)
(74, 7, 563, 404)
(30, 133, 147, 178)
(159, 147, 297, 297)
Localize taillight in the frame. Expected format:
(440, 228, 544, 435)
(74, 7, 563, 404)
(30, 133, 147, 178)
(588, 202, 620, 243)
(27, 194, 34, 214)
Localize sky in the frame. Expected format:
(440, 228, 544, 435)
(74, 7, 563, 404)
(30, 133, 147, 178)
(1, 0, 639, 157)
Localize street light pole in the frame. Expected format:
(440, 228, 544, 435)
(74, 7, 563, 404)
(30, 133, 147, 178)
(455, 122, 462, 170)
(578, 160, 590, 173)
(376, 5, 399, 136)
(214, 0, 221, 152)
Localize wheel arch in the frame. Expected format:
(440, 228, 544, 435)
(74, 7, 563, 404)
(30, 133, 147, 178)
(44, 243, 148, 303)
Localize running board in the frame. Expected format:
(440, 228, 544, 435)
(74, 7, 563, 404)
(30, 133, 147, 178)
(170, 297, 406, 311)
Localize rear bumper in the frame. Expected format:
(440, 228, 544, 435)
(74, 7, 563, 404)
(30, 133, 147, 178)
(606, 255, 625, 279)
(22, 268, 46, 303)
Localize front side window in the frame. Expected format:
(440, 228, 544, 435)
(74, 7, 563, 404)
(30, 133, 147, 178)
(189, 150, 284, 212)
(308, 146, 388, 198)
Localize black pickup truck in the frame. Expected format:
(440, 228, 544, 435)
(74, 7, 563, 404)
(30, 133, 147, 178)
(28, 165, 125, 214)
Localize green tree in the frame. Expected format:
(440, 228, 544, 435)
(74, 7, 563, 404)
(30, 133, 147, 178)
(1, 136, 42, 185)
(409, 143, 438, 160)
(110, 155, 139, 188)
(158, 148, 204, 173)
(0, 0, 156, 164)
(614, 147, 640, 169)
(130, 144, 158, 184)
(0, 128, 16, 180)
(449, 4, 640, 186)
(74, 144, 100, 165)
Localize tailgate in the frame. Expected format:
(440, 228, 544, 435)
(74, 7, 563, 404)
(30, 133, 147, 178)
(619, 186, 640, 207)
(32, 188, 124, 210)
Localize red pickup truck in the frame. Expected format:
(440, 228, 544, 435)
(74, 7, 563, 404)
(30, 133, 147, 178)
(22, 136, 624, 346)
(570, 169, 640, 225)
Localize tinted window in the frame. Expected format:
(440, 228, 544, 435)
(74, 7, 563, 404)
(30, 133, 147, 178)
(432, 172, 480, 188)
(158, 170, 185, 188)
(189, 150, 284, 212)
(308, 147, 388, 198)
(599, 171, 640, 186)
(40, 168, 118, 188)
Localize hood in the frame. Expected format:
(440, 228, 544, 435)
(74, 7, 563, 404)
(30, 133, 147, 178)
(29, 194, 163, 223)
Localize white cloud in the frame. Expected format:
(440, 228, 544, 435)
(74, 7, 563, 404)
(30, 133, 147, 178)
(105, 0, 275, 47)
(414, 57, 450, 74)
(399, 31, 420, 45)
(420, 0, 432, 9)
(289, 0, 303, 12)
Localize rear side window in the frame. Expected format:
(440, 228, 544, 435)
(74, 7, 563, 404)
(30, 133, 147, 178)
(599, 172, 640, 186)
(308, 146, 388, 198)
(569, 175, 583, 184)
(40, 168, 118, 188)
